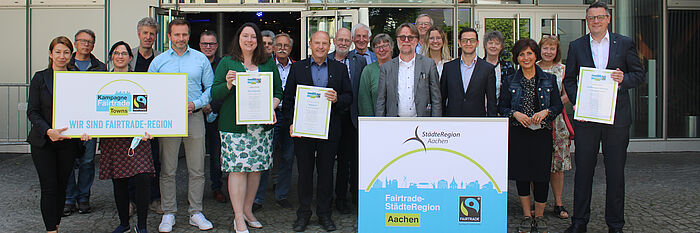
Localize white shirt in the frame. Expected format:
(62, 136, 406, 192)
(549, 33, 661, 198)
(590, 31, 610, 69)
(276, 57, 292, 108)
(397, 55, 417, 117)
(494, 63, 502, 100)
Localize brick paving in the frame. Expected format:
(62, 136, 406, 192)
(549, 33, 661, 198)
(1, 152, 698, 232)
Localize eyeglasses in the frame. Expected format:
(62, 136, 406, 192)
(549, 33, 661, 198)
(112, 52, 129, 57)
(460, 38, 478, 44)
(586, 14, 609, 21)
(415, 22, 432, 26)
(275, 44, 291, 48)
(335, 38, 351, 43)
(397, 35, 418, 41)
(373, 44, 391, 51)
(263, 41, 274, 46)
(76, 39, 95, 45)
(200, 42, 217, 47)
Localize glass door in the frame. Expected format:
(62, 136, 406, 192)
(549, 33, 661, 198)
(151, 6, 186, 52)
(537, 10, 587, 63)
(300, 10, 358, 59)
(475, 10, 534, 63)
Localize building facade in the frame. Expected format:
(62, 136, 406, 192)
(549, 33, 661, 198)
(0, 0, 698, 152)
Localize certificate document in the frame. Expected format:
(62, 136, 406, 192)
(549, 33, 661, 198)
(292, 85, 332, 139)
(574, 67, 619, 124)
(236, 72, 274, 125)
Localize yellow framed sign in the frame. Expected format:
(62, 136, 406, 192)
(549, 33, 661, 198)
(52, 71, 188, 138)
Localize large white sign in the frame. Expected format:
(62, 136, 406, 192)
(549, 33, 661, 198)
(359, 117, 508, 232)
(52, 71, 188, 138)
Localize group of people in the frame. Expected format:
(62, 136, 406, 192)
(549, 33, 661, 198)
(27, 1, 643, 233)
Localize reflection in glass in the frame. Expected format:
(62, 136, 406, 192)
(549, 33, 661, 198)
(307, 15, 353, 55)
(327, 0, 451, 4)
(538, 0, 609, 4)
(477, 0, 533, 4)
(541, 19, 585, 64)
(668, 10, 697, 138)
(484, 18, 530, 63)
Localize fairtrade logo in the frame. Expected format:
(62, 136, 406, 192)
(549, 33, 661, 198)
(306, 92, 321, 98)
(133, 95, 148, 112)
(247, 77, 261, 84)
(403, 126, 426, 152)
(459, 196, 481, 223)
(592, 74, 606, 81)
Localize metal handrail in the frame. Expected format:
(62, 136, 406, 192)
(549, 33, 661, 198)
(0, 83, 30, 144)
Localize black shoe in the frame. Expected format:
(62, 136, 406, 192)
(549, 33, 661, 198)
(252, 203, 263, 212)
(518, 216, 532, 233)
(111, 224, 130, 233)
(292, 217, 309, 232)
(608, 229, 623, 233)
(62, 203, 76, 217)
(335, 201, 351, 214)
(276, 199, 293, 209)
(564, 224, 587, 233)
(318, 216, 337, 232)
(78, 202, 92, 214)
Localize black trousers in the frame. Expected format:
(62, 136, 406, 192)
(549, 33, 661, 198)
(335, 114, 358, 203)
(31, 140, 80, 231)
(114, 174, 151, 229)
(295, 137, 338, 219)
(572, 122, 629, 230)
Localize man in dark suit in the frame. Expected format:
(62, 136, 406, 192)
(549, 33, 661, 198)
(563, 2, 645, 233)
(283, 31, 353, 232)
(441, 27, 497, 117)
(376, 23, 442, 117)
(327, 27, 367, 214)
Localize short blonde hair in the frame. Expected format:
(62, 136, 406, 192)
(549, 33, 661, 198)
(538, 36, 561, 63)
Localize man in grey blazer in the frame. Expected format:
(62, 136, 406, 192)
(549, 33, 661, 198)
(376, 23, 441, 117)
(130, 17, 161, 72)
(327, 27, 367, 214)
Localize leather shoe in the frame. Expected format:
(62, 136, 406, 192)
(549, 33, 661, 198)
(608, 229, 623, 233)
(335, 201, 351, 214)
(213, 190, 227, 203)
(292, 217, 309, 232)
(318, 216, 337, 232)
(564, 223, 587, 233)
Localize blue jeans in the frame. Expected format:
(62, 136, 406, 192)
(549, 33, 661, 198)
(65, 139, 96, 204)
(255, 108, 294, 204)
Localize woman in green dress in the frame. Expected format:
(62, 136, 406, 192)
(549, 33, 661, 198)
(211, 22, 282, 233)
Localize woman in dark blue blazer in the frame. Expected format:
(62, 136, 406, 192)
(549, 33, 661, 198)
(499, 38, 563, 233)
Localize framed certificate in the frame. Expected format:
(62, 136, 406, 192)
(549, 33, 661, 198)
(573, 67, 619, 124)
(291, 85, 332, 139)
(235, 72, 274, 125)
(52, 71, 188, 138)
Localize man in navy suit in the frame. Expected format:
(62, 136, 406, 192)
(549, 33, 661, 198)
(327, 27, 367, 214)
(563, 2, 645, 233)
(440, 27, 497, 117)
(283, 31, 353, 232)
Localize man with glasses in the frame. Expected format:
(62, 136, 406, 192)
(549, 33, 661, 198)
(351, 23, 377, 64)
(415, 14, 433, 54)
(563, 2, 645, 233)
(197, 30, 227, 204)
(254, 32, 296, 211)
(63, 28, 107, 216)
(376, 23, 441, 117)
(440, 27, 498, 117)
(327, 27, 366, 215)
(261, 30, 276, 57)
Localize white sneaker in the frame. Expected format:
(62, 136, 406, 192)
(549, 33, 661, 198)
(158, 214, 175, 232)
(189, 212, 214, 230)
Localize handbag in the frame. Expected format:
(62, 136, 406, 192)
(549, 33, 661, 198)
(561, 107, 575, 139)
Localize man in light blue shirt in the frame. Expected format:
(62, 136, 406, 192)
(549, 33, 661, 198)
(148, 19, 214, 232)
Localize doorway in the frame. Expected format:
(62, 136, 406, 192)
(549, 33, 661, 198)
(183, 11, 303, 61)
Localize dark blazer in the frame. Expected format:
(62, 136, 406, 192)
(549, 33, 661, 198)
(27, 68, 82, 148)
(282, 57, 353, 142)
(440, 57, 497, 116)
(563, 33, 645, 127)
(328, 51, 367, 127)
